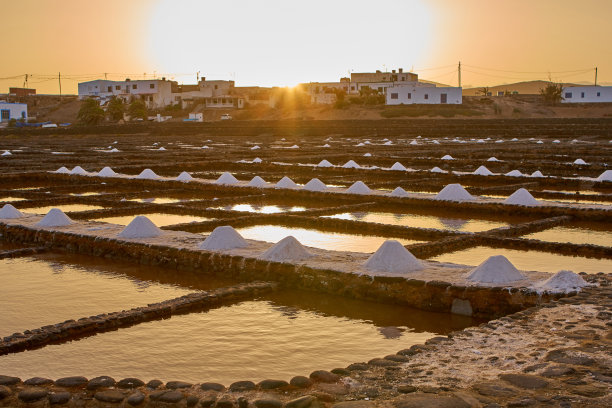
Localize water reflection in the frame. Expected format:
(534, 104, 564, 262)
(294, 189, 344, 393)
(26, 204, 105, 214)
(213, 204, 307, 214)
(524, 225, 612, 247)
(94, 213, 213, 227)
(127, 197, 184, 204)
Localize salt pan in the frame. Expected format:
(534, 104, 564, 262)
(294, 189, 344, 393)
(199, 226, 248, 250)
(259, 236, 313, 262)
(390, 187, 408, 197)
(342, 160, 360, 169)
(363, 240, 423, 274)
(36, 208, 73, 227)
(117, 216, 162, 238)
(303, 178, 327, 192)
(248, 176, 267, 187)
(534, 270, 591, 293)
(434, 184, 474, 202)
(275, 176, 298, 189)
(504, 188, 540, 206)
(346, 181, 371, 195)
(0, 204, 24, 219)
(97, 167, 117, 177)
(317, 160, 333, 168)
(215, 172, 239, 185)
(473, 166, 493, 176)
(176, 171, 193, 182)
(466, 255, 526, 284)
(390, 162, 407, 171)
(136, 169, 159, 179)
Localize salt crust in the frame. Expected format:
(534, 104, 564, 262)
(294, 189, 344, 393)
(504, 188, 540, 206)
(533, 270, 591, 293)
(247, 176, 267, 188)
(176, 171, 193, 182)
(390, 162, 407, 171)
(0, 204, 24, 219)
(466, 255, 526, 284)
(317, 160, 333, 167)
(55, 166, 70, 174)
(97, 167, 117, 177)
(303, 178, 327, 192)
(70, 166, 87, 175)
(117, 216, 162, 239)
(36, 208, 73, 227)
(346, 181, 371, 195)
(259, 236, 313, 262)
(199, 226, 248, 250)
(215, 172, 239, 185)
(275, 176, 298, 189)
(473, 165, 493, 176)
(363, 240, 423, 273)
(435, 184, 474, 202)
(441, 155, 454, 160)
(596, 170, 612, 182)
(390, 187, 409, 197)
(136, 169, 159, 179)
(342, 160, 360, 169)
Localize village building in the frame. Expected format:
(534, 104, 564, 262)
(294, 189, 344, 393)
(385, 84, 463, 105)
(0, 101, 28, 122)
(561, 86, 612, 103)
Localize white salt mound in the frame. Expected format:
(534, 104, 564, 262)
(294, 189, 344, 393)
(504, 188, 540, 206)
(409, 140, 418, 145)
(215, 172, 239, 185)
(342, 160, 360, 169)
(55, 166, 70, 174)
(275, 176, 298, 189)
(441, 155, 454, 160)
(390, 187, 409, 197)
(109, 148, 120, 152)
(356, 142, 365, 147)
(505, 170, 522, 177)
(259, 236, 313, 262)
(136, 169, 159, 179)
(199, 226, 248, 250)
(289, 145, 299, 149)
(322, 144, 331, 148)
(317, 159, 333, 168)
(70, 166, 87, 175)
(435, 184, 474, 202)
(36, 208, 73, 227)
(2, 150, 12, 156)
(535, 270, 591, 293)
(553, 140, 560, 143)
(573, 158, 587, 165)
(176, 171, 193, 182)
(251, 145, 260, 150)
(363, 153, 372, 157)
(0, 204, 24, 219)
(252, 157, 262, 163)
(117, 216, 162, 238)
(466, 255, 526, 284)
(390, 162, 407, 171)
(97, 167, 117, 177)
(247, 176, 267, 187)
(487, 157, 500, 162)
(363, 240, 423, 274)
(383, 141, 393, 145)
(346, 181, 371, 195)
(596, 170, 612, 182)
(530, 170, 544, 178)
(303, 178, 327, 192)
(157, 147, 166, 151)
(473, 165, 493, 176)
(430, 167, 446, 173)
(202, 145, 210, 149)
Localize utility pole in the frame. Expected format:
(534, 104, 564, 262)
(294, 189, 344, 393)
(23, 74, 28, 88)
(58, 72, 62, 100)
(458, 61, 462, 88)
(104, 72, 108, 80)
(595, 67, 598, 86)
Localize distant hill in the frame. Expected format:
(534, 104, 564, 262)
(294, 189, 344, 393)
(462, 80, 581, 96)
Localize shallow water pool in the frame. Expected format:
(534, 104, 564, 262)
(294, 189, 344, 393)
(25, 204, 105, 214)
(212, 204, 307, 213)
(94, 213, 213, 227)
(523, 225, 612, 247)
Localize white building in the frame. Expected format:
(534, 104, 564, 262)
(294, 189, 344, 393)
(0, 102, 28, 122)
(561, 86, 612, 103)
(78, 79, 174, 108)
(386, 85, 462, 105)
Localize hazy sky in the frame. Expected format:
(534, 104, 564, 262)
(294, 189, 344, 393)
(2, 0, 610, 94)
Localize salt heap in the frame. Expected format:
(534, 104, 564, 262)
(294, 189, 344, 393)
(117, 216, 162, 239)
(346, 181, 371, 195)
(434, 184, 474, 202)
(430, 167, 446, 173)
(215, 172, 239, 185)
(136, 169, 159, 179)
(363, 240, 423, 274)
(251, 145, 260, 150)
(303, 178, 327, 192)
(534, 270, 591, 293)
(409, 140, 418, 145)
(248, 176, 268, 187)
(441, 155, 454, 160)
(466, 255, 526, 284)
(275, 176, 298, 189)
(109, 148, 120, 153)
(36, 208, 73, 227)
(97, 167, 117, 177)
(157, 147, 166, 151)
(199, 226, 248, 250)
(55, 166, 70, 174)
(289, 145, 300, 149)
(505, 170, 522, 177)
(322, 144, 331, 148)
(2, 150, 11, 156)
(473, 165, 493, 176)
(317, 159, 333, 168)
(356, 142, 366, 147)
(487, 157, 500, 162)
(176, 171, 193, 182)
(363, 153, 372, 157)
(70, 166, 87, 175)
(342, 160, 360, 169)
(553, 140, 560, 143)
(390, 162, 407, 171)
(530, 170, 544, 178)
(390, 187, 409, 197)
(252, 157, 262, 163)
(259, 236, 313, 262)
(504, 188, 540, 206)
(596, 170, 612, 182)
(202, 145, 210, 149)
(383, 140, 393, 145)
(573, 158, 587, 165)
(0, 204, 24, 219)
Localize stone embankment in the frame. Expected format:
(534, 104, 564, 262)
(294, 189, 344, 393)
(0, 274, 609, 407)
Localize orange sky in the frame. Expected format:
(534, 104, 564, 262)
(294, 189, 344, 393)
(2, 0, 610, 94)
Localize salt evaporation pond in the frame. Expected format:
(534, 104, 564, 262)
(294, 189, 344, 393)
(212, 204, 307, 213)
(127, 197, 185, 204)
(25, 204, 105, 214)
(323, 212, 509, 233)
(234, 225, 422, 252)
(0, 290, 477, 383)
(0, 196, 27, 202)
(94, 213, 214, 227)
(432, 246, 612, 274)
(523, 224, 612, 247)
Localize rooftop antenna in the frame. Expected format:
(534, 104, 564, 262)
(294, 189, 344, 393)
(23, 74, 28, 88)
(458, 61, 462, 87)
(197, 71, 200, 82)
(595, 67, 598, 86)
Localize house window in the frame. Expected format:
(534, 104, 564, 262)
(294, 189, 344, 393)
(150, 83, 155, 89)
(407, 93, 412, 99)
(581, 92, 585, 98)
(132, 84, 137, 90)
(214, 85, 218, 90)
(107, 86, 112, 92)
(424, 94, 429, 100)
(390, 93, 398, 99)
(1, 110, 9, 120)
(21, 111, 26, 118)
(115, 85, 120, 90)
(597, 92, 601, 97)
(565, 92, 572, 98)
(351, 86, 355, 91)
